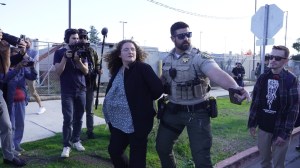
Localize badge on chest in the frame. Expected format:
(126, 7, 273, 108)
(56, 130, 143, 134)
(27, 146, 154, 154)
(182, 56, 190, 63)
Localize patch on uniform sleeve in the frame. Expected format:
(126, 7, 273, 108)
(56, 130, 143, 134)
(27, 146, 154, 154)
(201, 52, 212, 59)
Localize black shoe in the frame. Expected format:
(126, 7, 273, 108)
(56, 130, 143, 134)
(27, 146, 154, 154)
(87, 132, 95, 139)
(296, 146, 300, 151)
(3, 157, 26, 167)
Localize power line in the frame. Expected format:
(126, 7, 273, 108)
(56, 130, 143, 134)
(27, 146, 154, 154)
(146, 0, 248, 20)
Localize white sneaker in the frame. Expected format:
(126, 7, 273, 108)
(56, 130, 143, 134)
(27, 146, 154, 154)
(72, 141, 85, 151)
(37, 107, 46, 115)
(61, 147, 71, 158)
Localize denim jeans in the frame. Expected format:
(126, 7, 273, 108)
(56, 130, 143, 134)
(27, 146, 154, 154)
(0, 90, 14, 160)
(85, 87, 94, 133)
(10, 101, 26, 150)
(61, 91, 86, 147)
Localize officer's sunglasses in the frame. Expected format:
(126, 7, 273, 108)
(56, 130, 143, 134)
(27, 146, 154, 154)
(269, 55, 287, 61)
(174, 32, 192, 40)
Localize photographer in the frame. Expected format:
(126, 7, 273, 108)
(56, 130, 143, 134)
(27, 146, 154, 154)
(0, 29, 26, 167)
(78, 28, 101, 139)
(53, 28, 88, 158)
(5, 47, 37, 156)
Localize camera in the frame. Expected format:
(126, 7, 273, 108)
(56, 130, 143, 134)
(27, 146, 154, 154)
(20, 34, 26, 41)
(69, 42, 90, 59)
(3, 33, 21, 46)
(2, 33, 26, 47)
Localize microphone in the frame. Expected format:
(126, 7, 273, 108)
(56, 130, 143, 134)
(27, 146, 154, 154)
(101, 27, 108, 37)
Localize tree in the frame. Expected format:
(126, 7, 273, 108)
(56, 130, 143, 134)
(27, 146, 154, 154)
(292, 38, 300, 53)
(89, 25, 101, 45)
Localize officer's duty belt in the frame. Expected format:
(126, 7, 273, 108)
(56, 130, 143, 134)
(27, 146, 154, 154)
(171, 101, 208, 111)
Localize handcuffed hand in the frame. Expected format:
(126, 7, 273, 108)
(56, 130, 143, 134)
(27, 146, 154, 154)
(234, 87, 251, 103)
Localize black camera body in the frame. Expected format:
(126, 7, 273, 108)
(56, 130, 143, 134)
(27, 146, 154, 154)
(69, 42, 90, 59)
(20, 34, 26, 41)
(2, 33, 22, 46)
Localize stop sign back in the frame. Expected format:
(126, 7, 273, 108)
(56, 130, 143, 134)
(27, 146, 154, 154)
(251, 4, 284, 39)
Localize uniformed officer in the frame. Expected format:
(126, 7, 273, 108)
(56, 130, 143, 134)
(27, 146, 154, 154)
(155, 21, 251, 168)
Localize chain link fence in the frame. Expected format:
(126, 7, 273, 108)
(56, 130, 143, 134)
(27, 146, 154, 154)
(31, 40, 60, 96)
(32, 39, 266, 95)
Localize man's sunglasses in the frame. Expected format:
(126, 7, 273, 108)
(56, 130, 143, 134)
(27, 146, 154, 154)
(269, 55, 287, 61)
(174, 32, 192, 40)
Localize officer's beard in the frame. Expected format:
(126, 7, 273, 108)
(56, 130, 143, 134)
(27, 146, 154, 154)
(175, 40, 190, 51)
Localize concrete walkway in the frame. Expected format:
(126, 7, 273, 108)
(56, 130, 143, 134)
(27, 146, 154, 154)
(22, 99, 106, 144)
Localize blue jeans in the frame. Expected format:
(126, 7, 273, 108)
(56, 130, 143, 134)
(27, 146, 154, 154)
(0, 90, 14, 160)
(85, 87, 94, 133)
(10, 101, 26, 151)
(61, 91, 86, 147)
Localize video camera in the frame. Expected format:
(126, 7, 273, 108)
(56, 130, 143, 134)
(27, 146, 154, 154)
(2, 33, 25, 47)
(69, 42, 90, 59)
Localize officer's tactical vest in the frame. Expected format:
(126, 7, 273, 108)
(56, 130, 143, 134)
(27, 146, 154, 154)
(162, 48, 211, 105)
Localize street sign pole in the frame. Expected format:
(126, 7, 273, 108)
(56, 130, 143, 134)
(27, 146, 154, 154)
(260, 4, 270, 74)
(251, 4, 284, 75)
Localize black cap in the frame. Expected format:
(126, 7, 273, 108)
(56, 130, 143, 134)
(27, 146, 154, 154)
(78, 28, 88, 36)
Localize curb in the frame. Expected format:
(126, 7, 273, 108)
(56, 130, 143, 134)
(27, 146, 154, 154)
(215, 127, 300, 168)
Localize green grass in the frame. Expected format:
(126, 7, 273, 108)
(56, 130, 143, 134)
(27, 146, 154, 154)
(0, 97, 256, 168)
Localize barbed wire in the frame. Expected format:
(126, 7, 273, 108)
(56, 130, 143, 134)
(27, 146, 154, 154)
(146, 0, 249, 20)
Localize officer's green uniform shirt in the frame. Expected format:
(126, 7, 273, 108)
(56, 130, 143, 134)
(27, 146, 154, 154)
(162, 46, 219, 105)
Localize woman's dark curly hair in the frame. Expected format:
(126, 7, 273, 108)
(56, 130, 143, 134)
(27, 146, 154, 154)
(104, 39, 147, 75)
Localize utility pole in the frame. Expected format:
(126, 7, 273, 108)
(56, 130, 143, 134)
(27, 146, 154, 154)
(120, 21, 127, 40)
(68, 0, 71, 28)
(284, 11, 288, 46)
(252, 0, 257, 71)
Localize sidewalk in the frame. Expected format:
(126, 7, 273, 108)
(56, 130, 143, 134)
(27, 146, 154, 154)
(22, 99, 106, 144)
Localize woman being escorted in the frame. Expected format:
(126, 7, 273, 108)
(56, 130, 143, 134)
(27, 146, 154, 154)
(102, 40, 163, 168)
